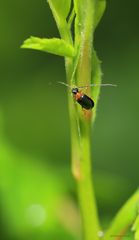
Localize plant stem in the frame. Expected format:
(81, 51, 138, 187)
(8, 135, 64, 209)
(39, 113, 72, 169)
(66, 60, 100, 240)
(75, 1, 100, 239)
(65, 54, 100, 240)
(57, 0, 101, 239)
(65, 1, 101, 239)
(77, 121, 100, 240)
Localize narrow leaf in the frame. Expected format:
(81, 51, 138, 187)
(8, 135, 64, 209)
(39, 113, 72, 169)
(104, 189, 139, 240)
(21, 37, 75, 57)
(132, 206, 139, 240)
(94, 0, 106, 29)
(135, 230, 139, 240)
(47, 0, 71, 20)
(91, 49, 102, 122)
(73, 0, 83, 19)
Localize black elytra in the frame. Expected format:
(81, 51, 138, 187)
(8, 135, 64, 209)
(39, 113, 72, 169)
(72, 88, 94, 110)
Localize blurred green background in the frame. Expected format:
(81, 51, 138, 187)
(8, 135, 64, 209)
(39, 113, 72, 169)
(0, 1, 139, 239)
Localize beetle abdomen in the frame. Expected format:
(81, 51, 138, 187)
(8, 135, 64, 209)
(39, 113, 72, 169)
(77, 94, 94, 109)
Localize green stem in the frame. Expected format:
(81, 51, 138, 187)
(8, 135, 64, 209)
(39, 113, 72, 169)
(57, 1, 101, 239)
(75, 1, 100, 239)
(65, 55, 101, 240)
(66, 61, 101, 240)
(66, 1, 101, 239)
(77, 121, 100, 240)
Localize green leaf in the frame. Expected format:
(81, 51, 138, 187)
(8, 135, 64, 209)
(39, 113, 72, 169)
(94, 0, 106, 29)
(91, 49, 102, 122)
(132, 216, 139, 232)
(21, 37, 75, 57)
(135, 230, 139, 240)
(47, 0, 72, 42)
(73, 0, 84, 21)
(132, 206, 139, 240)
(104, 189, 139, 240)
(47, 0, 71, 20)
(74, 0, 106, 28)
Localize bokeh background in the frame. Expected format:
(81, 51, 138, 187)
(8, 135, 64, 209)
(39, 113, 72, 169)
(0, 1, 139, 239)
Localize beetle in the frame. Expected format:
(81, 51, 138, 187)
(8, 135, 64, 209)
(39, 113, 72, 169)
(72, 87, 94, 110)
(58, 81, 116, 110)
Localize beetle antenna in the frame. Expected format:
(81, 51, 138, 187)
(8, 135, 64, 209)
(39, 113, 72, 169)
(58, 81, 72, 89)
(78, 83, 117, 89)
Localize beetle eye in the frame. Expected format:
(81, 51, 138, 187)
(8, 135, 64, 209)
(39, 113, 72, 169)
(72, 88, 78, 94)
